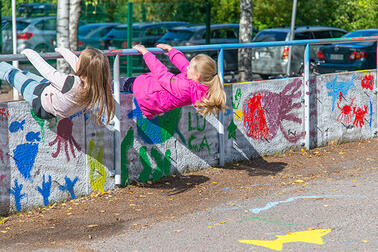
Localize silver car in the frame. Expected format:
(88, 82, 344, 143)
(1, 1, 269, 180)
(2, 16, 58, 54)
(251, 26, 346, 79)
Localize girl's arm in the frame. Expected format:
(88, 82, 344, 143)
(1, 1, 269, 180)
(156, 44, 189, 73)
(55, 48, 79, 71)
(21, 49, 71, 91)
(134, 45, 174, 82)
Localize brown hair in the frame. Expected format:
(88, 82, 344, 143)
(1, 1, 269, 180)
(75, 47, 115, 125)
(192, 54, 227, 116)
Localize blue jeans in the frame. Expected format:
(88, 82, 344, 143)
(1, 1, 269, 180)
(0, 62, 49, 106)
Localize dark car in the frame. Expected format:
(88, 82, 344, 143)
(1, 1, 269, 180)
(315, 29, 378, 74)
(17, 3, 56, 17)
(78, 23, 120, 50)
(101, 21, 189, 73)
(251, 26, 347, 79)
(157, 24, 258, 72)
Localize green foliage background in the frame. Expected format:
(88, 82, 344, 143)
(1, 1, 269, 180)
(1, 0, 377, 32)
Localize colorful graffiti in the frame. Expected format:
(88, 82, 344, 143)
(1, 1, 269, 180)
(227, 120, 237, 139)
(239, 229, 331, 251)
(352, 105, 368, 127)
(187, 111, 210, 154)
(128, 98, 184, 144)
(243, 79, 305, 143)
(59, 176, 79, 199)
(337, 96, 355, 124)
(361, 73, 374, 91)
(121, 128, 134, 186)
(88, 138, 107, 193)
(49, 118, 81, 162)
(139, 146, 172, 183)
(9, 179, 25, 211)
(326, 74, 355, 111)
(36, 174, 52, 206)
(232, 88, 242, 109)
(13, 131, 40, 179)
(0, 107, 10, 121)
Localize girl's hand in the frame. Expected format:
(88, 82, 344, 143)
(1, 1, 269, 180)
(133, 45, 149, 55)
(156, 44, 173, 51)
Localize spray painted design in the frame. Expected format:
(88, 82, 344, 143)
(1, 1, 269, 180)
(187, 111, 210, 154)
(337, 96, 355, 124)
(88, 138, 107, 193)
(243, 92, 270, 140)
(13, 131, 41, 179)
(243, 79, 305, 143)
(30, 109, 57, 142)
(352, 105, 368, 127)
(227, 120, 237, 139)
(59, 176, 79, 199)
(369, 100, 373, 128)
(239, 229, 331, 251)
(326, 74, 355, 111)
(0, 107, 10, 121)
(361, 72, 374, 91)
(10, 179, 26, 211)
(9, 120, 25, 133)
(139, 146, 171, 183)
(128, 98, 184, 144)
(232, 88, 242, 109)
(49, 118, 81, 161)
(121, 128, 134, 186)
(36, 174, 52, 206)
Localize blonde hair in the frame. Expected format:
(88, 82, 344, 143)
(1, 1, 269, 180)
(192, 54, 227, 116)
(75, 47, 115, 125)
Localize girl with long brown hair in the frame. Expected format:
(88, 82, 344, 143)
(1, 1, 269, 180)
(0, 47, 114, 125)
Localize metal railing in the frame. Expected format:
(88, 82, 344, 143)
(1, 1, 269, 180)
(0, 36, 377, 186)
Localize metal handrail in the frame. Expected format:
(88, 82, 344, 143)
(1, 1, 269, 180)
(0, 36, 377, 61)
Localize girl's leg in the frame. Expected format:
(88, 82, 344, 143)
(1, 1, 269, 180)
(0, 62, 43, 106)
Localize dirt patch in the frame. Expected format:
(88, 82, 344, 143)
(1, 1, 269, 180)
(0, 137, 376, 250)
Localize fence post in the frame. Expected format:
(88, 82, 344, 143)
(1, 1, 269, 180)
(218, 49, 225, 166)
(375, 41, 378, 136)
(127, 1, 133, 77)
(304, 43, 310, 149)
(113, 54, 121, 186)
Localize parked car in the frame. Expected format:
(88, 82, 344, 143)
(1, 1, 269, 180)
(251, 26, 347, 79)
(17, 3, 56, 17)
(315, 29, 378, 74)
(157, 24, 258, 72)
(2, 16, 86, 54)
(78, 23, 120, 50)
(101, 21, 189, 73)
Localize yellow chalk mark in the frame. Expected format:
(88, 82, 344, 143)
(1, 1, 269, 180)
(239, 229, 331, 251)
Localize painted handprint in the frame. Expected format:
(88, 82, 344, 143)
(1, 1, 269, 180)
(243, 78, 305, 143)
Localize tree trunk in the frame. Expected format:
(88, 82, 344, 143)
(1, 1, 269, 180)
(69, 0, 82, 51)
(238, 0, 253, 82)
(57, 0, 70, 72)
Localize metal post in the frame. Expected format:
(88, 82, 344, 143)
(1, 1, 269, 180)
(205, 1, 211, 45)
(286, 0, 297, 76)
(0, 0, 2, 54)
(127, 2, 133, 77)
(113, 54, 121, 186)
(304, 44, 310, 149)
(218, 49, 225, 166)
(12, 0, 19, 100)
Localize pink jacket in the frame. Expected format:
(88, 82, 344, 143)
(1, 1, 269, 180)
(132, 48, 209, 119)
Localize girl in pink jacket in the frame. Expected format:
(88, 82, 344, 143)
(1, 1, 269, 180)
(121, 43, 227, 119)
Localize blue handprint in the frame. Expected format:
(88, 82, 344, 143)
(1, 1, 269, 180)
(9, 179, 26, 211)
(59, 176, 78, 199)
(13, 131, 41, 179)
(36, 174, 52, 206)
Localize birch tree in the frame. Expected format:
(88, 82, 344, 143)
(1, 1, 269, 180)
(238, 0, 253, 81)
(57, 0, 82, 72)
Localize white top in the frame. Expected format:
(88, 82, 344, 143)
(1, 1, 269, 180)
(22, 48, 86, 118)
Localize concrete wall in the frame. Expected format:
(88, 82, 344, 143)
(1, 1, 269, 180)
(0, 70, 376, 215)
